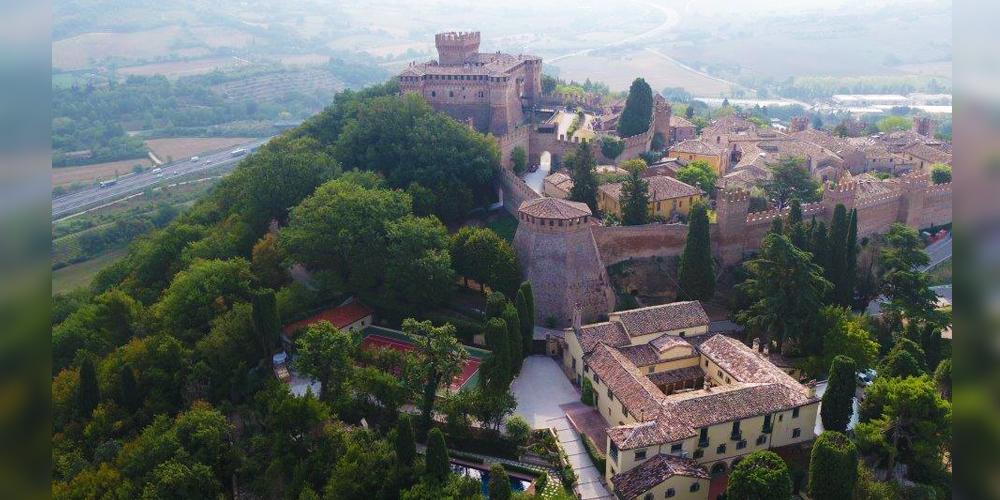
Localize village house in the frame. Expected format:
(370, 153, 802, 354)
(668, 139, 726, 176)
(598, 175, 704, 220)
(668, 115, 698, 145)
(543, 171, 574, 199)
(560, 301, 819, 500)
(280, 300, 374, 352)
(901, 142, 952, 173)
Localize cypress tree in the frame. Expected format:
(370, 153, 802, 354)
(516, 289, 534, 358)
(827, 204, 850, 306)
(424, 428, 451, 482)
(502, 304, 523, 375)
(845, 209, 858, 307)
(488, 463, 513, 500)
(620, 167, 650, 226)
(678, 202, 715, 301)
(518, 281, 535, 329)
(788, 198, 803, 226)
(252, 289, 281, 356)
(79, 357, 100, 419)
(805, 216, 817, 252)
(120, 363, 140, 412)
(485, 291, 508, 320)
(810, 221, 829, 271)
(617, 77, 654, 137)
(395, 414, 417, 467)
(484, 318, 511, 391)
(769, 217, 784, 236)
(821, 355, 857, 433)
(808, 431, 859, 500)
(567, 142, 599, 212)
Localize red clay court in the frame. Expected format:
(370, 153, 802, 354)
(359, 333, 483, 392)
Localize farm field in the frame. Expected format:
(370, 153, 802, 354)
(52, 249, 126, 295)
(553, 49, 733, 94)
(53, 158, 152, 188)
(118, 57, 241, 79)
(52, 26, 205, 70)
(145, 137, 257, 163)
(895, 61, 952, 80)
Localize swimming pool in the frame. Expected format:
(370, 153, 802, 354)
(451, 461, 533, 497)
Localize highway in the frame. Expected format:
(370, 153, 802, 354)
(52, 137, 273, 220)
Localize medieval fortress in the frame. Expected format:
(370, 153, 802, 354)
(399, 32, 953, 327)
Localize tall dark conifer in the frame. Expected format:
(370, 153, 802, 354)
(424, 428, 451, 482)
(620, 168, 650, 226)
(516, 289, 533, 359)
(678, 202, 715, 301)
(820, 355, 857, 433)
(502, 304, 522, 374)
(845, 209, 859, 307)
(395, 414, 417, 467)
(827, 204, 849, 305)
(120, 363, 140, 412)
(79, 357, 100, 419)
(617, 78, 654, 137)
(810, 221, 829, 271)
(567, 142, 599, 212)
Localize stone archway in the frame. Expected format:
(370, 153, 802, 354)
(710, 462, 727, 477)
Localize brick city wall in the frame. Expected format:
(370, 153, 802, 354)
(592, 223, 691, 265)
(498, 166, 540, 216)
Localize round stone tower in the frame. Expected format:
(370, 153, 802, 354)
(513, 198, 616, 327)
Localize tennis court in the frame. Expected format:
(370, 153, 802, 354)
(359, 332, 484, 392)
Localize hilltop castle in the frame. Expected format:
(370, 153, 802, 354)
(397, 31, 542, 136)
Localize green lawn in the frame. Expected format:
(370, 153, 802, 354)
(927, 258, 952, 286)
(487, 214, 518, 242)
(52, 248, 126, 295)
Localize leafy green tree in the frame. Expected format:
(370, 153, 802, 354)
(486, 292, 509, 320)
(120, 363, 141, 412)
(726, 451, 792, 500)
(384, 215, 456, 310)
(511, 147, 527, 174)
(449, 227, 519, 297)
(676, 160, 718, 197)
(812, 116, 824, 130)
(395, 414, 417, 467)
(880, 349, 924, 379)
(678, 202, 715, 301)
(52, 288, 146, 373)
(619, 166, 650, 225)
(769, 217, 784, 236)
(425, 428, 451, 482)
(827, 203, 851, 306)
(930, 163, 951, 184)
(933, 358, 951, 400)
(787, 199, 809, 249)
(737, 234, 832, 353)
(79, 357, 101, 419)
(808, 431, 859, 500)
(879, 224, 938, 325)
(821, 355, 857, 433)
(404, 319, 469, 437)
(505, 415, 532, 448)
(808, 306, 879, 372)
(488, 463, 513, 500)
(617, 78, 654, 137)
(764, 157, 821, 207)
(473, 389, 517, 432)
(601, 136, 625, 159)
(141, 460, 221, 500)
(541, 74, 557, 94)
(567, 142, 599, 212)
(877, 116, 912, 132)
(292, 321, 354, 402)
(855, 375, 951, 478)
(483, 318, 511, 393)
(502, 304, 523, 374)
(155, 257, 258, 341)
(191, 303, 260, 403)
(251, 233, 288, 289)
(282, 179, 412, 295)
(516, 289, 534, 358)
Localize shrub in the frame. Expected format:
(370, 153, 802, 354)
(581, 434, 607, 475)
(534, 472, 548, 492)
(505, 415, 532, 448)
(422, 311, 484, 344)
(581, 378, 595, 406)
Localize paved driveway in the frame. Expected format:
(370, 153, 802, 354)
(512, 356, 581, 429)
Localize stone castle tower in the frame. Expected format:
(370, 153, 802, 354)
(513, 198, 616, 327)
(435, 31, 481, 65)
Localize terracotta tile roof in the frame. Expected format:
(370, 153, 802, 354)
(790, 129, 860, 157)
(702, 116, 757, 137)
(617, 344, 662, 367)
(696, 335, 808, 394)
(599, 175, 703, 203)
(587, 344, 665, 418)
(669, 115, 696, 128)
(670, 139, 723, 156)
(720, 164, 771, 189)
(611, 454, 709, 499)
(649, 334, 695, 354)
(282, 301, 373, 336)
(543, 172, 574, 191)
(648, 365, 705, 386)
(611, 301, 710, 338)
(904, 142, 952, 164)
(518, 197, 591, 219)
(400, 52, 540, 78)
(575, 321, 630, 354)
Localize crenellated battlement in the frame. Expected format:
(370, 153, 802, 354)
(435, 31, 480, 44)
(745, 202, 823, 224)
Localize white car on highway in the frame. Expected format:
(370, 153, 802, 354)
(190, 156, 199, 162)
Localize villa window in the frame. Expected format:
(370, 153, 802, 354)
(792, 407, 800, 418)
(607, 388, 613, 399)
(594, 374, 599, 385)
(635, 449, 647, 461)
(705, 360, 709, 367)
(644, 494, 653, 500)
(716, 443, 726, 454)
(666, 489, 676, 498)
(431, 91, 436, 97)
(736, 440, 747, 450)
(648, 366, 655, 374)
(756, 435, 767, 446)
(690, 483, 701, 493)
(693, 449, 704, 459)
(609, 442, 619, 462)
(792, 428, 802, 438)
(670, 443, 683, 454)
(584, 365, 589, 374)
(717, 370, 723, 378)
(622, 405, 628, 418)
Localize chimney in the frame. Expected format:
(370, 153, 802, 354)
(572, 303, 582, 332)
(805, 380, 818, 398)
(751, 338, 760, 351)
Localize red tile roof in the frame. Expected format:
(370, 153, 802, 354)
(282, 302, 373, 336)
(611, 454, 709, 499)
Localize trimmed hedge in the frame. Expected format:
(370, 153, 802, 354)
(423, 311, 485, 344)
(581, 434, 607, 475)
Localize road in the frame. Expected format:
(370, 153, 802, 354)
(922, 234, 953, 272)
(52, 137, 273, 220)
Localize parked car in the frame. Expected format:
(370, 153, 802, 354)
(857, 369, 877, 387)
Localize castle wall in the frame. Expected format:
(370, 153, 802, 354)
(498, 166, 540, 217)
(591, 223, 690, 265)
(920, 183, 952, 228)
(855, 192, 903, 238)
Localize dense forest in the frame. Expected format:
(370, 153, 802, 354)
(50, 80, 560, 500)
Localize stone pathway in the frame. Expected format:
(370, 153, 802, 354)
(547, 415, 615, 500)
(512, 356, 582, 429)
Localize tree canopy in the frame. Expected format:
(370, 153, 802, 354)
(763, 157, 821, 207)
(617, 78, 654, 137)
(676, 160, 717, 197)
(726, 451, 792, 500)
